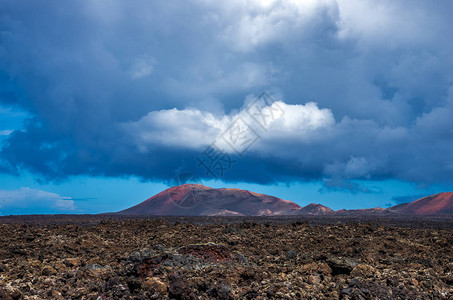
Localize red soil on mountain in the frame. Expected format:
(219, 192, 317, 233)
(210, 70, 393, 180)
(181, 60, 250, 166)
(117, 184, 303, 216)
(117, 184, 453, 216)
(285, 203, 334, 215)
(391, 192, 453, 215)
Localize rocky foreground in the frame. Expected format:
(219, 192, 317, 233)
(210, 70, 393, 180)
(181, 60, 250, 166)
(0, 216, 452, 299)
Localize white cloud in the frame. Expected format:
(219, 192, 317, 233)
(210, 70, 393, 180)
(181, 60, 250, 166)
(0, 130, 13, 136)
(337, 0, 437, 48)
(218, 0, 338, 52)
(121, 96, 335, 154)
(121, 108, 231, 151)
(265, 102, 335, 138)
(0, 187, 75, 212)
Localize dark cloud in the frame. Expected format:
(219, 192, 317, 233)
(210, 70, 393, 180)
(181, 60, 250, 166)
(0, 0, 453, 191)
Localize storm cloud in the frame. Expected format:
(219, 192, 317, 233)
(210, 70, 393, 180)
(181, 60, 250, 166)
(1, 0, 453, 190)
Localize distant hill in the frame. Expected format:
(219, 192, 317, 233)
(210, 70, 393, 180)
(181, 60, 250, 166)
(335, 207, 389, 216)
(117, 184, 303, 216)
(294, 203, 334, 215)
(117, 185, 453, 216)
(389, 192, 453, 215)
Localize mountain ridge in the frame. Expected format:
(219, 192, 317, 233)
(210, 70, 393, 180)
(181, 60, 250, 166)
(389, 192, 453, 215)
(117, 184, 453, 216)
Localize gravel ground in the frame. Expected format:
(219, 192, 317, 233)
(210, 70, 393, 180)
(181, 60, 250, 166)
(0, 215, 452, 299)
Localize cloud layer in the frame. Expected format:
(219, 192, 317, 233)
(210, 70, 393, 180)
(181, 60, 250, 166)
(0, 187, 75, 215)
(1, 0, 453, 190)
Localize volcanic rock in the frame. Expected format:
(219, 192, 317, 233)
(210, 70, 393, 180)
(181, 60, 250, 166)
(0, 216, 452, 298)
(142, 277, 167, 294)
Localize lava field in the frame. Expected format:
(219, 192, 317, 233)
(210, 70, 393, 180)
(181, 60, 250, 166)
(0, 215, 452, 299)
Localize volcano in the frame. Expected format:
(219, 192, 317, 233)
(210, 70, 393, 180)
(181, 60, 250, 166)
(390, 192, 453, 215)
(284, 203, 334, 215)
(117, 185, 453, 216)
(117, 184, 328, 216)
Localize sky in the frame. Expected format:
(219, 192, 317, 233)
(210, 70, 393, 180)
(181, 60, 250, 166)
(0, 0, 453, 215)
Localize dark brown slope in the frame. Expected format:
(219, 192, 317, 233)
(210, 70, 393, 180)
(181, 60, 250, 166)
(300, 203, 334, 215)
(391, 192, 453, 215)
(386, 202, 410, 212)
(335, 207, 389, 216)
(117, 184, 303, 216)
(283, 203, 334, 215)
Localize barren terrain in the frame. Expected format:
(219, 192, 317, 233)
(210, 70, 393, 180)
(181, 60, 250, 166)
(0, 215, 452, 299)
